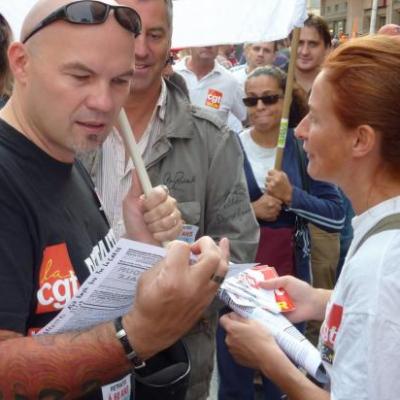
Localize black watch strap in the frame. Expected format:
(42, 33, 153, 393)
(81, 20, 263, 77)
(114, 316, 146, 370)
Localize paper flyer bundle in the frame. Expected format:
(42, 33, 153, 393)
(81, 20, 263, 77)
(37, 238, 327, 384)
(220, 265, 295, 313)
(219, 264, 328, 384)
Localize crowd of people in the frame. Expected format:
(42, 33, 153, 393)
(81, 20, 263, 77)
(0, 1, 400, 399)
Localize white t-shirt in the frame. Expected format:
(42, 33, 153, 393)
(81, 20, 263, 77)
(174, 57, 246, 124)
(319, 196, 400, 400)
(239, 128, 276, 192)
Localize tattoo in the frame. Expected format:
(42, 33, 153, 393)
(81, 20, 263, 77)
(0, 324, 130, 399)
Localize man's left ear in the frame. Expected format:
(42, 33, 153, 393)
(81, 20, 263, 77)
(8, 42, 29, 85)
(352, 124, 376, 158)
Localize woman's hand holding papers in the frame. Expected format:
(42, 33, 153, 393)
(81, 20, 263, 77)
(260, 276, 331, 323)
(220, 313, 283, 371)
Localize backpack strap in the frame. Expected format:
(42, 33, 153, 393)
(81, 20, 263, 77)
(353, 213, 400, 255)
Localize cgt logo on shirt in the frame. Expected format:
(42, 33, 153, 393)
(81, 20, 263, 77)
(320, 303, 343, 365)
(206, 88, 223, 109)
(36, 243, 80, 314)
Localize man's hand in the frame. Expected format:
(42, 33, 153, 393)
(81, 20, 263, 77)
(265, 169, 293, 206)
(123, 237, 229, 359)
(123, 171, 183, 244)
(252, 193, 282, 221)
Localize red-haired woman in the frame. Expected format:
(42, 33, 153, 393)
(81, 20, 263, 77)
(221, 35, 400, 399)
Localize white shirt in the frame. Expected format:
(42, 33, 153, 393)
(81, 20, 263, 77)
(231, 63, 249, 89)
(174, 56, 246, 124)
(320, 196, 400, 400)
(239, 128, 276, 192)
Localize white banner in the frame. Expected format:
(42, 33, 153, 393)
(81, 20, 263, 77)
(0, 0, 36, 39)
(172, 0, 307, 48)
(2, 0, 307, 46)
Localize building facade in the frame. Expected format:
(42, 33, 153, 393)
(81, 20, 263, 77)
(321, 0, 400, 35)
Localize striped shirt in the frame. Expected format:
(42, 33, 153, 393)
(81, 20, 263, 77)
(93, 80, 168, 239)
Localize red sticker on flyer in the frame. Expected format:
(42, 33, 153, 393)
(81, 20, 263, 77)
(252, 265, 295, 312)
(222, 264, 295, 313)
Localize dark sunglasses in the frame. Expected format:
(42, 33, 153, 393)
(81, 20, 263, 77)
(22, 0, 142, 44)
(242, 94, 283, 107)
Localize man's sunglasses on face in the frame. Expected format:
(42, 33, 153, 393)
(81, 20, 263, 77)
(22, 0, 142, 44)
(242, 94, 283, 107)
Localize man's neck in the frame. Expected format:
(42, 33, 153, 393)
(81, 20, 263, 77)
(295, 67, 320, 94)
(123, 81, 162, 142)
(187, 57, 214, 80)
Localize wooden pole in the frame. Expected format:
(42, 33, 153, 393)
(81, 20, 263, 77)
(118, 109, 170, 247)
(274, 27, 301, 170)
(118, 109, 152, 196)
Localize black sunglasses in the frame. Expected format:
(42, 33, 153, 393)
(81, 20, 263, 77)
(242, 94, 283, 107)
(22, 0, 142, 44)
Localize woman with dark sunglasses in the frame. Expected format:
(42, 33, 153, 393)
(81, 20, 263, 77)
(217, 66, 345, 400)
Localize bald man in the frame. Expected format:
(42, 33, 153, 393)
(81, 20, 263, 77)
(378, 23, 400, 36)
(0, 0, 228, 398)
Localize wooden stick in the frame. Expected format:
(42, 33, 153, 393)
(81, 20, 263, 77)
(118, 108, 152, 196)
(118, 109, 170, 247)
(274, 27, 301, 171)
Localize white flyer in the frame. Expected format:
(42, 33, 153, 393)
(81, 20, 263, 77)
(39, 239, 166, 334)
(219, 289, 328, 384)
(39, 238, 254, 335)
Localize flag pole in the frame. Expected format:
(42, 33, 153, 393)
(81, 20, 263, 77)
(118, 109, 153, 195)
(118, 109, 170, 247)
(274, 27, 301, 171)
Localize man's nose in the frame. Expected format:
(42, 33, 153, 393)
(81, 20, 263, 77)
(86, 82, 114, 113)
(134, 34, 149, 60)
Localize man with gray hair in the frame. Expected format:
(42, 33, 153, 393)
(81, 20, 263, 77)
(0, 0, 229, 399)
(82, 0, 259, 398)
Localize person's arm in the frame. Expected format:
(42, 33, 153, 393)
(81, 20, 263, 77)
(203, 126, 259, 263)
(220, 314, 330, 400)
(0, 322, 131, 399)
(0, 238, 228, 398)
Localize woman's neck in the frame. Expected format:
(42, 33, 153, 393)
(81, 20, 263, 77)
(341, 167, 400, 215)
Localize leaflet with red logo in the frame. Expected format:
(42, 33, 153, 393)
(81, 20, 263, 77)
(221, 265, 295, 313)
(38, 239, 256, 335)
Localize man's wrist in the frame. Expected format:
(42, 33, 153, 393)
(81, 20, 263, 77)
(114, 316, 146, 370)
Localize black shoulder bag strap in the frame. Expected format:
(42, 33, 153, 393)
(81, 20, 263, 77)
(353, 213, 400, 255)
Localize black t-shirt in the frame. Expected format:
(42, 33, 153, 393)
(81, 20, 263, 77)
(0, 119, 123, 398)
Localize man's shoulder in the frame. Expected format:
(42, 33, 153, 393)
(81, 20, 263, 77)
(189, 105, 229, 133)
(231, 64, 246, 74)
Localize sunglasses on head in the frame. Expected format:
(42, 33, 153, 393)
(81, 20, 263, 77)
(242, 94, 283, 107)
(22, 0, 142, 44)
